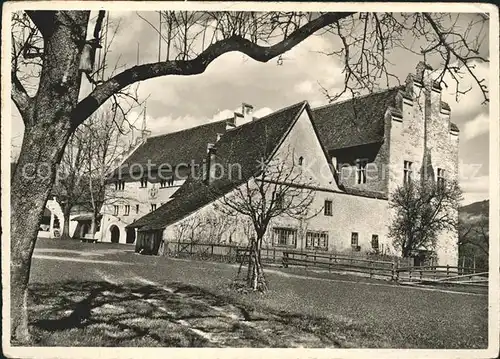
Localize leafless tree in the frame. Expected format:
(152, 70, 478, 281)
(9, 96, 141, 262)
(458, 214, 489, 256)
(79, 104, 139, 237)
(52, 132, 88, 240)
(389, 179, 463, 258)
(318, 12, 489, 103)
(214, 146, 316, 292)
(8, 8, 489, 342)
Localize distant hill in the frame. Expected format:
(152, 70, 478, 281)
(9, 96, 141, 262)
(460, 200, 489, 218)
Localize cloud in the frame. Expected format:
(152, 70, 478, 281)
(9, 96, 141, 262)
(253, 107, 273, 118)
(294, 80, 314, 94)
(135, 106, 275, 137)
(462, 113, 489, 141)
(460, 174, 489, 205)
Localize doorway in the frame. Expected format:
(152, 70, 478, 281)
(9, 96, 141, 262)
(126, 227, 136, 244)
(110, 225, 120, 243)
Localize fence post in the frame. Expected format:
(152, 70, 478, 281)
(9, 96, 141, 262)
(329, 253, 332, 273)
(369, 260, 373, 279)
(391, 261, 395, 281)
(305, 253, 308, 271)
(446, 264, 450, 279)
(282, 252, 288, 268)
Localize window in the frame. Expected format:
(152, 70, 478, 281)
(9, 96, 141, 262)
(114, 180, 125, 191)
(298, 156, 304, 166)
(124, 205, 130, 216)
(437, 168, 446, 188)
(371, 234, 379, 250)
(275, 193, 284, 210)
(150, 203, 157, 212)
(356, 159, 368, 184)
(351, 232, 359, 247)
(136, 204, 140, 214)
(140, 177, 148, 188)
(324, 200, 332, 216)
(273, 228, 297, 247)
(404, 161, 413, 184)
(306, 231, 328, 250)
(160, 177, 175, 188)
(113, 205, 119, 216)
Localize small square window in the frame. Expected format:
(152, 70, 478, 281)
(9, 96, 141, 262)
(136, 204, 140, 214)
(404, 161, 413, 185)
(356, 159, 368, 184)
(140, 177, 148, 188)
(113, 205, 119, 216)
(351, 232, 359, 247)
(151, 204, 156, 212)
(437, 168, 446, 189)
(324, 200, 332, 216)
(124, 205, 130, 216)
(371, 234, 379, 250)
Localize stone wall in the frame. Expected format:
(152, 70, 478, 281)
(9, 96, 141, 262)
(386, 64, 460, 266)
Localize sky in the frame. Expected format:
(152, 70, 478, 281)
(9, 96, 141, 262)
(10, 11, 491, 205)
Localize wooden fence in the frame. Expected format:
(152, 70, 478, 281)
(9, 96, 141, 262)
(281, 250, 397, 279)
(163, 241, 487, 286)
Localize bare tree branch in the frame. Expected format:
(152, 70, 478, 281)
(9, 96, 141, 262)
(72, 11, 355, 127)
(11, 72, 33, 124)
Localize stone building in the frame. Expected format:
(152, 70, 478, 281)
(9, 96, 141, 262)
(104, 63, 460, 266)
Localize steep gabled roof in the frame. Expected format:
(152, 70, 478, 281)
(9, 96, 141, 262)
(310, 87, 459, 150)
(128, 101, 308, 231)
(114, 119, 228, 177)
(310, 87, 404, 151)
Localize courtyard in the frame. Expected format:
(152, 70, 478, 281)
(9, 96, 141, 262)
(23, 239, 489, 348)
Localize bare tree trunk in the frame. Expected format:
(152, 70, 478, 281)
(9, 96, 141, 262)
(61, 206, 72, 240)
(11, 124, 72, 343)
(246, 236, 267, 292)
(10, 11, 89, 343)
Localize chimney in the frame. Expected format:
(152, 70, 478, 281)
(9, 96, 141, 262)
(242, 103, 254, 123)
(226, 112, 243, 131)
(205, 143, 217, 184)
(415, 61, 433, 90)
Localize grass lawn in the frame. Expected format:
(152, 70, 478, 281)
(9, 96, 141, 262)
(25, 239, 489, 348)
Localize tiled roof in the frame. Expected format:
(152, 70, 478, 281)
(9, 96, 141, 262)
(128, 101, 308, 231)
(113, 119, 228, 177)
(310, 87, 403, 151)
(311, 87, 459, 149)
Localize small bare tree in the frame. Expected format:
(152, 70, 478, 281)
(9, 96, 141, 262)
(389, 179, 462, 258)
(52, 131, 88, 240)
(458, 214, 489, 261)
(214, 147, 316, 292)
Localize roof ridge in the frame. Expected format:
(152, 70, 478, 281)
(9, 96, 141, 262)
(311, 86, 404, 111)
(224, 100, 307, 133)
(147, 117, 230, 140)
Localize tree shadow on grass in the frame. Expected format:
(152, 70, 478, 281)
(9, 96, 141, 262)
(27, 280, 384, 348)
